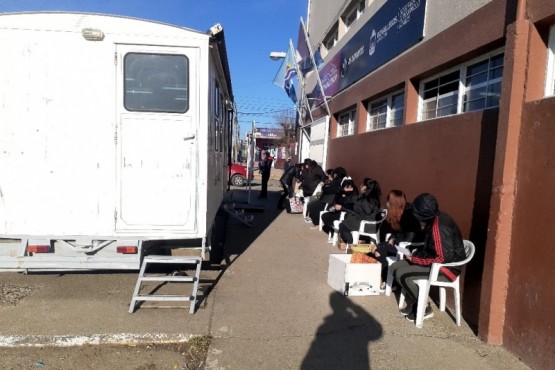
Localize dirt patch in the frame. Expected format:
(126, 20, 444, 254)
(0, 284, 41, 306)
(0, 336, 212, 370)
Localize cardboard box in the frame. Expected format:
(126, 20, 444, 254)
(327, 254, 382, 296)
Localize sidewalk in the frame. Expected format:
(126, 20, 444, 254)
(204, 188, 530, 369)
(0, 185, 530, 369)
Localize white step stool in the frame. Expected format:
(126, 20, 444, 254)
(129, 255, 202, 314)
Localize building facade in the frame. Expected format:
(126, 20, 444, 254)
(300, 1, 555, 369)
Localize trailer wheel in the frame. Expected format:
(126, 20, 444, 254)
(230, 174, 246, 187)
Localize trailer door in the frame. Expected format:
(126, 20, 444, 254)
(115, 45, 198, 232)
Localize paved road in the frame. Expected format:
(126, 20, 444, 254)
(0, 184, 530, 369)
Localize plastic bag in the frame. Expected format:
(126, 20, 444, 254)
(288, 197, 304, 214)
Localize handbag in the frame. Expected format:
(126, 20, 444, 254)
(288, 196, 304, 214)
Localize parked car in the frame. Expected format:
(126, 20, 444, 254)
(229, 163, 248, 186)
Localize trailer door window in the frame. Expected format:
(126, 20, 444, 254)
(124, 53, 189, 113)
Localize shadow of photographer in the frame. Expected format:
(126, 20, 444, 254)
(301, 292, 383, 370)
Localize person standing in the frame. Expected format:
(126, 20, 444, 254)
(299, 159, 326, 197)
(278, 163, 302, 209)
(258, 151, 273, 199)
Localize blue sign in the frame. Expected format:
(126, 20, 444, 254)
(319, 0, 426, 97)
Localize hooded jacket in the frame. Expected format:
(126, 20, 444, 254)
(410, 193, 466, 281)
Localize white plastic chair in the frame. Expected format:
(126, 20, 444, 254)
(351, 209, 388, 245)
(331, 212, 346, 248)
(303, 182, 324, 219)
(399, 240, 476, 328)
(318, 203, 330, 231)
(385, 241, 409, 296)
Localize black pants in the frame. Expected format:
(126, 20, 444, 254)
(260, 170, 271, 197)
(389, 260, 449, 304)
(321, 211, 342, 235)
(278, 180, 294, 209)
(306, 200, 328, 225)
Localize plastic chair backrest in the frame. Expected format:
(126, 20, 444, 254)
(429, 240, 475, 281)
(361, 208, 388, 234)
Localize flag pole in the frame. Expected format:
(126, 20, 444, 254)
(300, 17, 330, 116)
(289, 39, 311, 128)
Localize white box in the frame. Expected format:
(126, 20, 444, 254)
(327, 254, 382, 296)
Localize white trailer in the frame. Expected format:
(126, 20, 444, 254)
(0, 12, 234, 270)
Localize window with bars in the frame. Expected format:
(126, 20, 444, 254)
(546, 25, 555, 97)
(420, 50, 504, 121)
(337, 109, 356, 137)
(367, 91, 405, 131)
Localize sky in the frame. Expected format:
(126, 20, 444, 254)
(0, 0, 308, 137)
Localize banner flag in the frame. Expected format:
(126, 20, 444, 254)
(273, 43, 298, 103)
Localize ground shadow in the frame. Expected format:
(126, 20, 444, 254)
(301, 293, 383, 370)
(196, 182, 287, 306)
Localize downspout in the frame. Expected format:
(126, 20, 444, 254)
(478, 0, 528, 345)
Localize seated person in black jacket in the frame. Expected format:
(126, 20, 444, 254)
(337, 178, 382, 245)
(320, 178, 358, 237)
(306, 167, 347, 225)
(389, 193, 466, 322)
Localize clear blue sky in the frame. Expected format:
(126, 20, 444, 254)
(0, 0, 307, 137)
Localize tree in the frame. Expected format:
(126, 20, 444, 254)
(274, 109, 297, 160)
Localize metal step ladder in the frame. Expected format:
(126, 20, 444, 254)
(129, 255, 202, 315)
(222, 203, 254, 227)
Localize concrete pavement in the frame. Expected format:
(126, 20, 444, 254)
(0, 182, 530, 369)
(203, 186, 529, 369)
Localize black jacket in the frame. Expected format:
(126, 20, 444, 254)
(381, 203, 423, 244)
(341, 196, 381, 231)
(320, 177, 343, 204)
(279, 165, 300, 187)
(300, 166, 326, 196)
(411, 212, 466, 281)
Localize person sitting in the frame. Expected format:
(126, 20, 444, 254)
(367, 189, 423, 281)
(299, 159, 327, 222)
(277, 163, 303, 210)
(389, 193, 466, 323)
(336, 178, 382, 248)
(306, 167, 347, 226)
(320, 177, 358, 239)
(324, 168, 335, 184)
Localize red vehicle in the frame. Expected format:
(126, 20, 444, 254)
(229, 163, 248, 186)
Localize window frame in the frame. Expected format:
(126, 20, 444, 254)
(418, 48, 504, 121)
(123, 52, 189, 114)
(343, 0, 365, 33)
(323, 24, 339, 53)
(337, 109, 356, 137)
(367, 90, 405, 132)
(545, 25, 555, 97)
